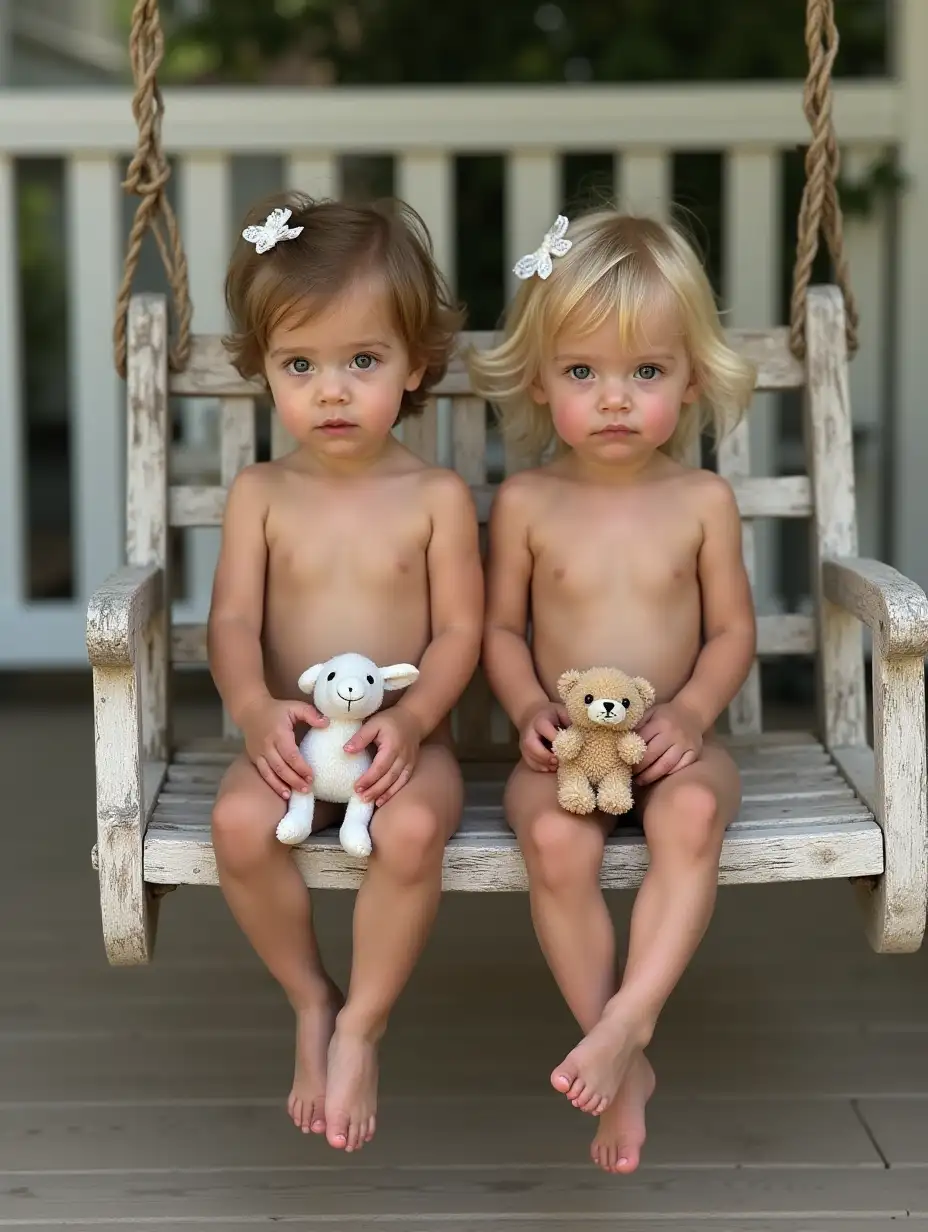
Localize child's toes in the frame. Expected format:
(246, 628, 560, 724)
(309, 1098, 326, 1135)
(326, 1112, 350, 1151)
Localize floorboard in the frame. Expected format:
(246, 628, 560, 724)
(2, 694, 928, 1224)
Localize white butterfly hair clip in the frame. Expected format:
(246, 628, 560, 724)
(512, 215, 572, 281)
(242, 206, 304, 254)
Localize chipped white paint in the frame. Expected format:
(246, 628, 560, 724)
(825, 555, 928, 952)
(170, 328, 806, 401)
(169, 475, 814, 530)
(718, 419, 762, 736)
(805, 288, 867, 749)
(168, 612, 814, 670)
(87, 296, 171, 965)
(218, 398, 256, 739)
(144, 732, 882, 891)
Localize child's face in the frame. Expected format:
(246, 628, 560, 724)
(534, 308, 698, 460)
(264, 279, 425, 455)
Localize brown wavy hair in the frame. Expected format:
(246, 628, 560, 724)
(225, 192, 463, 419)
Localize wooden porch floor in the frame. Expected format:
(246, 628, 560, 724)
(6, 686, 928, 1228)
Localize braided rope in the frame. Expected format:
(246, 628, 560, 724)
(789, 0, 859, 359)
(113, 0, 192, 377)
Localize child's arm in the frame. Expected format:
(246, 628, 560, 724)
(350, 472, 484, 805)
(483, 478, 567, 772)
(636, 476, 756, 786)
(208, 468, 325, 798)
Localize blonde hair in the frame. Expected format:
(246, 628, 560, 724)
(468, 209, 756, 462)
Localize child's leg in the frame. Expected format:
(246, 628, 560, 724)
(211, 756, 341, 1135)
(553, 743, 740, 1114)
(506, 760, 654, 1174)
(324, 742, 462, 1153)
(505, 760, 617, 1028)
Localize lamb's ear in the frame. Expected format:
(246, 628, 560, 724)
(381, 663, 420, 692)
(297, 663, 324, 695)
(633, 677, 656, 710)
(556, 669, 582, 702)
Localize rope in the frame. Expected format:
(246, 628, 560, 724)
(789, 0, 859, 359)
(113, 0, 192, 378)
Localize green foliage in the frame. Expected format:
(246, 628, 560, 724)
(17, 180, 66, 411)
(161, 0, 887, 86)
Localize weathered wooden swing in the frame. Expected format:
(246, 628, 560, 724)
(88, 0, 928, 966)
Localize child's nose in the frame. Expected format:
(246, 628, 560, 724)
(601, 381, 631, 410)
(318, 371, 348, 402)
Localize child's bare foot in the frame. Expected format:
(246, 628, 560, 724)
(324, 1023, 379, 1152)
(551, 1003, 650, 1115)
(591, 1052, 656, 1174)
(288, 985, 341, 1135)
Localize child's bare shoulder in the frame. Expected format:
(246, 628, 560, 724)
(417, 464, 479, 522)
(683, 465, 739, 517)
(224, 458, 296, 510)
(491, 465, 559, 525)
(666, 464, 741, 534)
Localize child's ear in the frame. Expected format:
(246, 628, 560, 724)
(405, 361, 427, 392)
(682, 362, 699, 405)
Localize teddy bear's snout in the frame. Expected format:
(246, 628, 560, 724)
(587, 696, 631, 724)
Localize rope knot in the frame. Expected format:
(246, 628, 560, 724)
(790, 0, 859, 359)
(113, 0, 192, 379)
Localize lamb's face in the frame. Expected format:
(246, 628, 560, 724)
(301, 653, 385, 720)
(297, 654, 421, 721)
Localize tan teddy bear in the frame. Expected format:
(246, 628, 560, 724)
(552, 667, 656, 816)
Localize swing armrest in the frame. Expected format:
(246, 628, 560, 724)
(823, 557, 928, 658)
(823, 556, 928, 954)
(87, 563, 167, 967)
(86, 564, 164, 667)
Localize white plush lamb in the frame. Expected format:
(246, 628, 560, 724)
(275, 652, 419, 858)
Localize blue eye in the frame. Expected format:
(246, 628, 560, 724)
(569, 365, 592, 380)
(352, 353, 377, 370)
(636, 364, 660, 379)
(288, 357, 310, 374)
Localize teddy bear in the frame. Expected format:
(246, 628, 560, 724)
(275, 652, 419, 858)
(552, 666, 656, 816)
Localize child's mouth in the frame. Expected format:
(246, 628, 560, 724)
(319, 419, 357, 433)
(597, 424, 634, 436)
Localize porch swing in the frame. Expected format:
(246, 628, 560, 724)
(88, 0, 928, 965)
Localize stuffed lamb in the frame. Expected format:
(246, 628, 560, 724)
(275, 652, 419, 858)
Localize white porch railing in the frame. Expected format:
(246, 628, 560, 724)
(0, 80, 908, 666)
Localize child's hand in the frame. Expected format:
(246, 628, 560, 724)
(634, 701, 703, 786)
(241, 697, 329, 799)
(348, 709, 423, 807)
(520, 702, 570, 773)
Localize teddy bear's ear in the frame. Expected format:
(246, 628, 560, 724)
(633, 677, 657, 709)
(557, 669, 583, 701)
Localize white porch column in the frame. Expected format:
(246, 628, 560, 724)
(892, 0, 928, 587)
